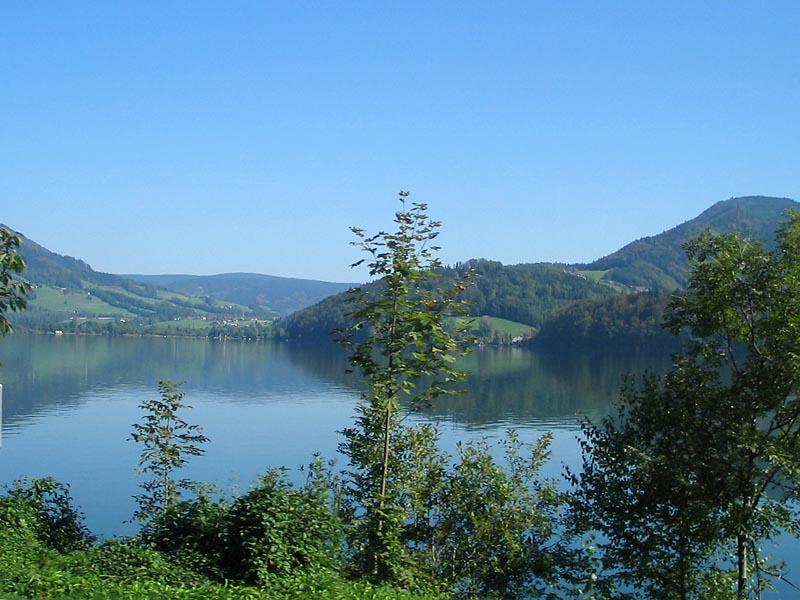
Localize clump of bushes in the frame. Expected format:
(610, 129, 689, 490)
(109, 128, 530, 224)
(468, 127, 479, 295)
(224, 468, 343, 585)
(0, 477, 439, 600)
(142, 465, 344, 587)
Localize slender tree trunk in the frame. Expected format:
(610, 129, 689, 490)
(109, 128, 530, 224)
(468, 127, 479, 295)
(380, 405, 392, 507)
(737, 533, 748, 598)
(371, 408, 392, 578)
(373, 296, 399, 577)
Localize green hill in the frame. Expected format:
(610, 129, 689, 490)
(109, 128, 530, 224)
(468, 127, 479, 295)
(125, 272, 357, 316)
(280, 196, 799, 346)
(279, 260, 614, 340)
(533, 291, 679, 352)
(3, 227, 258, 329)
(536, 196, 800, 351)
(580, 196, 799, 291)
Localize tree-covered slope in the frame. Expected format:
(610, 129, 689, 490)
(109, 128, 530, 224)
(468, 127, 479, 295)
(7, 227, 149, 292)
(581, 196, 799, 291)
(279, 260, 613, 340)
(125, 273, 357, 316)
(533, 291, 679, 352)
(3, 227, 256, 324)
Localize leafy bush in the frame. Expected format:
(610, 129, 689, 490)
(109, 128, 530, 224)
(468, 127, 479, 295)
(427, 432, 567, 598)
(6, 477, 93, 551)
(145, 492, 230, 579)
(0, 495, 41, 542)
(224, 470, 344, 585)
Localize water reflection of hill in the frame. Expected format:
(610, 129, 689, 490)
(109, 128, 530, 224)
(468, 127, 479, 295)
(0, 334, 671, 432)
(0, 335, 350, 431)
(424, 347, 672, 429)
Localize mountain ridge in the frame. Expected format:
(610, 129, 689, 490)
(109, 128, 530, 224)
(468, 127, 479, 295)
(4, 194, 797, 338)
(279, 195, 799, 341)
(124, 272, 358, 316)
(580, 195, 799, 290)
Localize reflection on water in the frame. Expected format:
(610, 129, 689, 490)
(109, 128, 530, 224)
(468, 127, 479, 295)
(433, 348, 671, 429)
(1, 333, 797, 597)
(0, 333, 670, 537)
(0, 334, 671, 433)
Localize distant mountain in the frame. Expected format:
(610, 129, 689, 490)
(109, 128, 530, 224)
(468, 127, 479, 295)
(280, 195, 799, 343)
(580, 196, 799, 291)
(5, 194, 797, 341)
(2, 227, 256, 325)
(7, 226, 144, 291)
(125, 273, 358, 316)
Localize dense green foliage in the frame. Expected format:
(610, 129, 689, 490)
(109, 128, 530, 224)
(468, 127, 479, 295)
(0, 474, 435, 599)
(422, 432, 571, 598)
(0, 227, 31, 335)
(570, 368, 730, 598)
(572, 211, 800, 598)
(534, 291, 680, 352)
(224, 468, 344, 585)
(582, 196, 799, 291)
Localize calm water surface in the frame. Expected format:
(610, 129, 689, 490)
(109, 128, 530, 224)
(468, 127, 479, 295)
(0, 333, 797, 595)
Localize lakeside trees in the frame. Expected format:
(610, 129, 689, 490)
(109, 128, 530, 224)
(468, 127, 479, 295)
(337, 197, 474, 582)
(6, 204, 800, 598)
(0, 227, 31, 336)
(130, 381, 209, 525)
(572, 211, 800, 598)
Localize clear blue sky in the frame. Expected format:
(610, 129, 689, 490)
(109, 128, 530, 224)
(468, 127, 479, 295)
(2, 2, 798, 282)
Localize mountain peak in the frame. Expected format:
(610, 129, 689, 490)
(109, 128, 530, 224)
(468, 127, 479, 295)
(584, 195, 798, 291)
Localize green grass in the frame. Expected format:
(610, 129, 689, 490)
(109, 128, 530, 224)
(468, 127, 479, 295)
(29, 286, 132, 317)
(577, 270, 632, 293)
(155, 290, 254, 314)
(155, 289, 189, 301)
(454, 315, 535, 338)
(148, 319, 214, 334)
(576, 269, 609, 282)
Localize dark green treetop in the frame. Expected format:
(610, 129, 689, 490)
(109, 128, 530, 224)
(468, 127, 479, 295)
(0, 227, 31, 336)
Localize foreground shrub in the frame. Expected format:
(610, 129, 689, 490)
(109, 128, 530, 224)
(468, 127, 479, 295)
(0, 495, 41, 542)
(425, 432, 567, 598)
(0, 532, 437, 599)
(146, 492, 230, 579)
(224, 469, 343, 585)
(6, 477, 93, 552)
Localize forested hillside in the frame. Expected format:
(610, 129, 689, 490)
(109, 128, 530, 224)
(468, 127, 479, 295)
(279, 259, 613, 340)
(5, 228, 258, 330)
(533, 291, 679, 352)
(580, 196, 799, 290)
(282, 196, 799, 348)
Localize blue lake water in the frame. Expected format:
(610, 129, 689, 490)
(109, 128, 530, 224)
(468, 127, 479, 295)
(0, 333, 797, 595)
